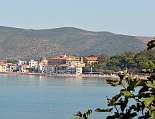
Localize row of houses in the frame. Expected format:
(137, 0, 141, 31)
(0, 54, 99, 74)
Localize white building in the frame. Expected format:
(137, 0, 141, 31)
(18, 60, 27, 66)
(29, 60, 38, 68)
(76, 67, 83, 74)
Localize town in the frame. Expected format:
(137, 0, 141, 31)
(0, 54, 99, 75)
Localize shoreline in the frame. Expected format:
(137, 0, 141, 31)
(0, 72, 119, 79)
(0, 72, 149, 80)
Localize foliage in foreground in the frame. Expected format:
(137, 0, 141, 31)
(73, 71, 155, 119)
(96, 40, 155, 119)
(73, 39, 155, 119)
(72, 109, 92, 119)
(97, 70, 155, 119)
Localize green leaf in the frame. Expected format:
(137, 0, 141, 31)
(144, 96, 155, 107)
(151, 111, 155, 119)
(146, 81, 155, 89)
(121, 91, 134, 97)
(136, 80, 145, 86)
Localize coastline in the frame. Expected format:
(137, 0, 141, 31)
(0, 72, 119, 79)
(0, 72, 149, 80)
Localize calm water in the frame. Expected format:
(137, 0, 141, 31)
(0, 74, 120, 119)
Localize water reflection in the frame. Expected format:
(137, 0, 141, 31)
(0, 74, 120, 119)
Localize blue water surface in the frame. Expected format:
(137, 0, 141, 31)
(0, 74, 119, 119)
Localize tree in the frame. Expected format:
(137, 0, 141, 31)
(95, 40, 155, 118)
(73, 40, 155, 119)
(96, 70, 153, 118)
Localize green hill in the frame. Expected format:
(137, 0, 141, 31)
(0, 26, 151, 59)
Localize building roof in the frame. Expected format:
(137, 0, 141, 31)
(21, 64, 30, 68)
(45, 54, 81, 61)
(46, 64, 70, 67)
(84, 55, 98, 61)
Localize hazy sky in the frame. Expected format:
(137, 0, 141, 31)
(0, 0, 155, 36)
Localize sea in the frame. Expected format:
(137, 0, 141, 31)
(0, 74, 120, 119)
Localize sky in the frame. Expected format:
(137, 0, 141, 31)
(0, 0, 155, 36)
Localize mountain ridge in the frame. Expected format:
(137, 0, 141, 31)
(0, 26, 152, 60)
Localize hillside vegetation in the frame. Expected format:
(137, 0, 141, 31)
(0, 26, 151, 59)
